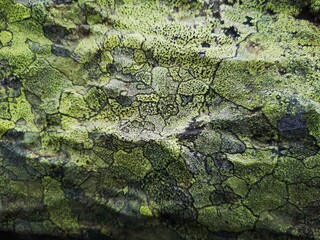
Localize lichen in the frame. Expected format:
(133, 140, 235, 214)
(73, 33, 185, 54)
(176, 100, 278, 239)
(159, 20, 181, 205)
(139, 205, 153, 217)
(0, 0, 319, 239)
(59, 90, 92, 119)
(42, 176, 80, 234)
(244, 175, 287, 215)
(0, 118, 15, 137)
(198, 204, 257, 232)
(113, 147, 152, 179)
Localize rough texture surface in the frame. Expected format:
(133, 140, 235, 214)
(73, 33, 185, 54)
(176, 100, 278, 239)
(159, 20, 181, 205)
(0, 0, 319, 239)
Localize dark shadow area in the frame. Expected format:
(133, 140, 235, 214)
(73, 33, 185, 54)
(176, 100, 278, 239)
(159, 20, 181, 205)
(0, 231, 67, 240)
(296, 7, 320, 25)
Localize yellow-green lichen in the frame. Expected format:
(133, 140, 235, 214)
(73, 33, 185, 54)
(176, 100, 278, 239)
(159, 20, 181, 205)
(140, 205, 153, 217)
(223, 176, 249, 198)
(113, 147, 152, 179)
(227, 149, 277, 184)
(0, 0, 31, 23)
(9, 90, 37, 131)
(244, 175, 287, 215)
(198, 204, 257, 232)
(0, 30, 12, 46)
(178, 80, 209, 96)
(42, 176, 80, 234)
(288, 183, 320, 210)
(73, 36, 100, 63)
(0, 118, 15, 137)
(104, 34, 121, 50)
(59, 90, 92, 119)
(23, 58, 72, 114)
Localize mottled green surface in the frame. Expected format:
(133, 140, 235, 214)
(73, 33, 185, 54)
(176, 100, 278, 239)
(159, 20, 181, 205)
(0, 0, 319, 239)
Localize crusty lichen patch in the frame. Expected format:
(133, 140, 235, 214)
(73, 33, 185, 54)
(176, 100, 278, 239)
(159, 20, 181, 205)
(0, 0, 319, 239)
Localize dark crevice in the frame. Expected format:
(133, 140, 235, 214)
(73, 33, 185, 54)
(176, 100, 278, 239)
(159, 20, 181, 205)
(296, 7, 320, 25)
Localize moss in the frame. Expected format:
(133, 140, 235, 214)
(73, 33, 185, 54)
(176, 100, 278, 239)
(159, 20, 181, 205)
(113, 147, 152, 179)
(198, 204, 256, 232)
(42, 176, 80, 234)
(244, 175, 287, 215)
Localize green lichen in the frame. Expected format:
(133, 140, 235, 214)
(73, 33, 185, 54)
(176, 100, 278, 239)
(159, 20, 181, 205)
(73, 36, 100, 64)
(42, 176, 80, 234)
(244, 175, 287, 215)
(198, 204, 257, 232)
(189, 182, 216, 208)
(59, 90, 92, 119)
(0, 0, 31, 23)
(139, 205, 153, 217)
(23, 58, 72, 114)
(0, 30, 12, 46)
(227, 149, 277, 184)
(0, 101, 11, 119)
(113, 147, 152, 179)
(103, 34, 121, 50)
(178, 80, 209, 96)
(9, 90, 37, 131)
(288, 183, 320, 209)
(274, 156, 320, 184)
(0, 118, 15, 137)
(223, 176, 249, 198)
(0, 0, 319, 239)
(84, 86, 107, 112)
